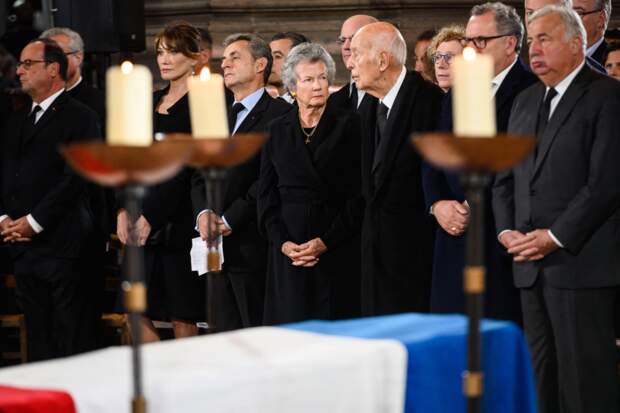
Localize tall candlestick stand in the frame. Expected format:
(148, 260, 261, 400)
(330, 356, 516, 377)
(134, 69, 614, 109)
(165, 133, 267, 333)
(411, 133, 535, 413)
(61, 141, 192, 413)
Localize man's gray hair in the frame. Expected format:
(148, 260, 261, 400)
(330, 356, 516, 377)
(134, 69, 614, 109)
(40, 27, 84, 53)
(529, 5, 587, 53)
(471, 2, 525, 53)
(594, 0, 612, 26)
(223, 33, 273, 84)
(281, 42, 336, 91)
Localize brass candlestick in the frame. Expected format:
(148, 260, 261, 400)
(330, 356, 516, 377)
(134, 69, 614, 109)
(61, 140, 192, 413)
(411, 133, 535, 413)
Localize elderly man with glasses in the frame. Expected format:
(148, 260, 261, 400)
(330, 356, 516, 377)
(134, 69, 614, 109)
(422, 2, 538, 325)
(572, 0, 612, 65)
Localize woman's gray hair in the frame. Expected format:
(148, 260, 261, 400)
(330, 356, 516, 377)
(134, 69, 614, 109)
(281, 42, 336, 92)
(40, 27, 84, 53)
(529, 5, 587, 53)
(471, 2, 524, 53)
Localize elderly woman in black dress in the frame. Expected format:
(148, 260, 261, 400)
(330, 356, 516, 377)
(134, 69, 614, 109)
(258, 43, 363, 324)
(117, 22, 204, 341)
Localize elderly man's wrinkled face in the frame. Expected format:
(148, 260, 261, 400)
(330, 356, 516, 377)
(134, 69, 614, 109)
(293, 60, 329, 109)
(528, 13, 582, 86)
(347, 35, 380, 92)
(572, 0, 606, 47)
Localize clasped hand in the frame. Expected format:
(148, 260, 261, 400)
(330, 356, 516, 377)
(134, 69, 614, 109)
(197, 211, 231, 245)
(1, 216, 34, 243)
(281, 238, 327, 267)
(500, 229, 558, 262)
(116, 210, 151, 246)
(433, 200, 470, 237)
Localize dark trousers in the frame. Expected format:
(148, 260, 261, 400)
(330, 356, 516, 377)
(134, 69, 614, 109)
(521, 275, 619, 413)
(212, 268, 264, 332)
(13, 250, 88, 362)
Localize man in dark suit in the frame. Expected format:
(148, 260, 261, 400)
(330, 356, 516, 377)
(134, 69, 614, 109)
(268, 31, 309, 103)
(328, 14, 378, 111)
(192, 33, 291, 331)
(347, 22, 443, 315)
(493, 6, 620, 412)
(423, 2, 538, 324)
(572, 0, 611, 65)
(0, 39, 101, 361)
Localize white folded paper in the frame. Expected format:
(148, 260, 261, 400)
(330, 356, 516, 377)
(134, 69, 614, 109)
(190, 236, 224, 275)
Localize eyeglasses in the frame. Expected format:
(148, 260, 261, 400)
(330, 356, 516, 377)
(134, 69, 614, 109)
(460, 33, 514, 49)
(337, 35, 354, 45)
(16, 59, 50, 70)
(573, 8, 602, 17)
(432, 52, 456, 65)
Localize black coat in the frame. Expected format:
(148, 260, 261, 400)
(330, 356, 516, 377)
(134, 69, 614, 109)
(422, 59, 538, 323)
(191, 90, 292, 269)
(358, 70, 443, 316)
(66, 80, 105, 130)
(258, 105, 362, 324)
(493, 65, 620, 289)
(590, 40, 608, 67)
(327, 81, 372, 112)
(0, 92, 101, 259)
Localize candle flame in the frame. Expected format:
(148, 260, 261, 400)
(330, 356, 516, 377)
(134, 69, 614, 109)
(199, 67, 211, 81)
(463, 47, 476, 61)
(121, 61, 134, 74)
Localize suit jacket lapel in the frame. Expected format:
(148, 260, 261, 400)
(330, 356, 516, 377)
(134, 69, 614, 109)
(495, 59, 525, 115)
(373, 72, 420, 195)
(531, 66, 591, 180)
(233, 90, 269, 135)
(22, 92, 66, 146)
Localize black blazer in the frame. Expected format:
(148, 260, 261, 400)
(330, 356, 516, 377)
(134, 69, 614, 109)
(328, 81, 372, 112)
(493, 65, 620, 289)
(191, 89, 291, 269)
(590, 40, 608, 66)
(67, 80, 105, 130)
(0, 92, 101, 259)
(358, 70, 443, 315)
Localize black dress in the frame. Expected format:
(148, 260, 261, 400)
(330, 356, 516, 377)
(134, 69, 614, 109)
(258, 105, 363, 324)
(140, 87, 204, 322)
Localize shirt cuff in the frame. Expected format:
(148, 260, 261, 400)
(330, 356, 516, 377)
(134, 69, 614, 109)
(27, 214, 44, 233)
(0, 215, 7, 224)
(195, 209, 232, 232)
(548, 230, 564, 248)
(497, 229, 512, 242)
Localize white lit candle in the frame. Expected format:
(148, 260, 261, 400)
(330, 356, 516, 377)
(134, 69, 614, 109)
(106, 61, 153, 146)
(187, 68, 229, 139)
(451, 47, 496, 137)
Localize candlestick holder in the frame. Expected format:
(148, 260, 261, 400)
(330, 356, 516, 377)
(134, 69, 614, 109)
(164, 133, 268, 333)
(61, 140, 192, 413)
(411, 132, 535, 413)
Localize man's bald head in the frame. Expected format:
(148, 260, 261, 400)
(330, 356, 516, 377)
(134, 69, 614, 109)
(339, 14, 379, 66)
(355, 22, 407, 66)
(347, 22, 407, 98)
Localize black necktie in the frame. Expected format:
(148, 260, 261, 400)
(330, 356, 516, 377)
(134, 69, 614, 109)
(29, 105, 42, 125)
(375, 102, 389, 149)
(536, 88, 558, 137)
(227, 102, 245, 134)
(350, 83, 358, 110)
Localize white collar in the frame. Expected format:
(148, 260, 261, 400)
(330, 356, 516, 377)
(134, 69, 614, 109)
(66, 76, 83, 92)
(549, 59, 585, 97)
(380, 66, 407, 117)
(491, 57, 518, 96)
(586, 36, 605, 58)
(31, 88, 65, 113)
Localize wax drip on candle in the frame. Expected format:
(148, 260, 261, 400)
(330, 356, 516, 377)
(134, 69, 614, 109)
(200, 67, 211, 81)
(121, 61, 134, 74)
(463, 47, 476, 61)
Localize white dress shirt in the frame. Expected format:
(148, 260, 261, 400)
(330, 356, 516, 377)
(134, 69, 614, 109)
(491, 57, 518, 97)
(0, 88, 65, 234)
(380, 66, 407, 117)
